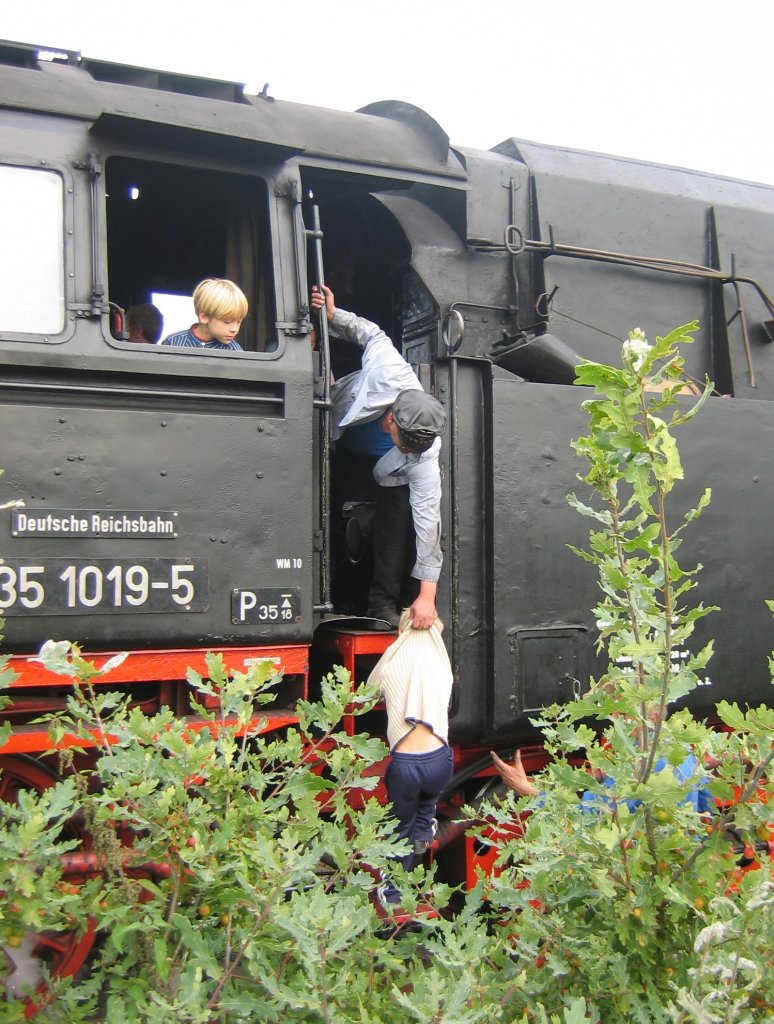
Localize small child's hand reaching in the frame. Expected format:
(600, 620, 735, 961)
(490, 749, 540, 797)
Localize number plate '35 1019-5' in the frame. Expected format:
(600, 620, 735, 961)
(0, 559, 209, 614)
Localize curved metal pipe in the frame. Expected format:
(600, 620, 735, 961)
(492, 228, 774, 320)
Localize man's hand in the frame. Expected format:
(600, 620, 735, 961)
(310, 284, 335, 321)
(409, 579, 437, 630)
(409, 594, 436, 630)
(490, 749, 540, 798)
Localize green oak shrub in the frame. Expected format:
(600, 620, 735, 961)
(474, 324, 774, 1022)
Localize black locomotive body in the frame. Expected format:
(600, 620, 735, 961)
(1, 39, 773, 762)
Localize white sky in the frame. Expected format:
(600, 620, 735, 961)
(3, 0, 772, 186)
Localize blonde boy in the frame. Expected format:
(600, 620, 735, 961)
(161, 279, 247, 351)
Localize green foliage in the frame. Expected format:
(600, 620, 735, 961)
(473, 325, 774, 1022)
(0, 646, 508, 1023)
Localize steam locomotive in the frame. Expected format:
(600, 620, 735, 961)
(1, 37, 773, 994)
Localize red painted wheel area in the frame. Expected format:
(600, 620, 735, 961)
(0, 755, 96, 1015)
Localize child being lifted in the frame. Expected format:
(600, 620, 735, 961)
(367, 609, 454, 911)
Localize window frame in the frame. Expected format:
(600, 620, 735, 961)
(100, 150, 284, 359)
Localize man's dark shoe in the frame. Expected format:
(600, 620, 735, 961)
(366, 605, 400, 630)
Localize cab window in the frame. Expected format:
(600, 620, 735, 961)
(105, 158, 275, 351)
(0, 166, 65, 335)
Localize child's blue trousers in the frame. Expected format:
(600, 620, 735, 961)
(385, 744, 454, 869)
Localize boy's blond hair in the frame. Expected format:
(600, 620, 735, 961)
(193, 279, 248, 321)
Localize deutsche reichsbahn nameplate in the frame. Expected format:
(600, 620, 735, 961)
(11, 509, 178, 539)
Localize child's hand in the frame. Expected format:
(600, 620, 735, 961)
(311, 284, 335, 321)
(490, 750, 540, 798)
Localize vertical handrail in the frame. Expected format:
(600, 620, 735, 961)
(441, 310, 465, 708)
(87, 151, 104, 317)
(449, 354, 461, 695)
(307, 194, 333, 613)
(730, 253, 757, 388)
